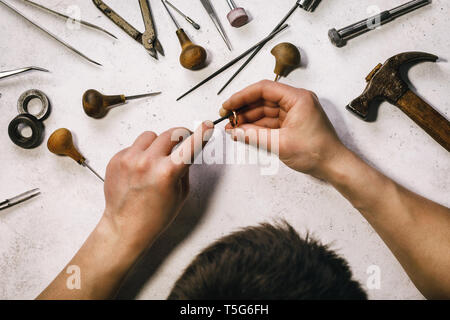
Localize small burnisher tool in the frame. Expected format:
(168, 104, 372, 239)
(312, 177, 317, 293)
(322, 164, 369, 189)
(225, 0, 249, 28)
(82, 89, 161, 118)
(200, 0, 232, 51)
(0, 189, 41, 211)
(48, 129, 104, 182)
(165, 1, 200, 30)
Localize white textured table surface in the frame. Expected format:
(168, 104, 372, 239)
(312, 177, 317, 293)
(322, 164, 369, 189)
(1, 0, 449, 300)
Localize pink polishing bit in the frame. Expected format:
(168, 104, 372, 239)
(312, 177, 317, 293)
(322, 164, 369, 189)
(226, 0, 249, 28)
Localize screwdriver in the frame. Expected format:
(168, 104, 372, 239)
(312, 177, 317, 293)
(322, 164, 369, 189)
(82, 89, 161, 118)
(47, 128, 104, 182)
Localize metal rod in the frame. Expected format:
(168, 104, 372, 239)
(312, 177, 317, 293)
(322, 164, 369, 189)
(0, 66, 49, 80)
(0, 188, 41, 211)
(217, 1, 300, 94)
(126, 92, 161, 100)
(200, 0, 232, 51)
(226, 0, 237, 10)
(177, 24, 289, 101)
(22, 0, 117, 39)
(0, 0, 102, 66)
(161, 0, 181, 29)
(83, 163, 105, 182)
(165, 0, 200, 30)
(329, 0, 431, 47)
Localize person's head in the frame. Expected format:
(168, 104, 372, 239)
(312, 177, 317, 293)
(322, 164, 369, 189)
(168, 222, 367, 300)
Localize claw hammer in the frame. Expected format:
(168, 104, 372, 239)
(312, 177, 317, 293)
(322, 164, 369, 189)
(347, 52, 450, 152)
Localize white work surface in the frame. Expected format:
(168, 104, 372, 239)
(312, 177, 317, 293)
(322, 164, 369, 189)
(0, 0, 449, 300)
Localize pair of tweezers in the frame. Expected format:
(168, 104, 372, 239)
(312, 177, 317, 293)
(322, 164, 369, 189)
(0, 189, 40, 211)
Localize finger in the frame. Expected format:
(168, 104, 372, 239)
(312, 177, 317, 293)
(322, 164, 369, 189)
(146, 127, 192, 157)
(169, 121, 215, 175)
(228, 124, 279, 153)
(131, 131, 158, 151)
(222, 80, 300, 112)
(225, 116, 281, 130)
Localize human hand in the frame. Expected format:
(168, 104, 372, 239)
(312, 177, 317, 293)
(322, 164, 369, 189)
(102, 121, 214, 254)
(221, 80, 347, 180)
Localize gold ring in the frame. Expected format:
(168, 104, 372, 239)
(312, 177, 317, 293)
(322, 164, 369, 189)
(229, 111, 238, 128)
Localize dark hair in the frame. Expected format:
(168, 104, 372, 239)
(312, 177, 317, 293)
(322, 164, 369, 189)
(168, 222, 367, 300)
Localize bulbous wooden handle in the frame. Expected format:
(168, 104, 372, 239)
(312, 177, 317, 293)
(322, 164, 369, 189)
(47, 128, 85, 164)
(82, 89, 126, 118)
(176, 29, 207, 70)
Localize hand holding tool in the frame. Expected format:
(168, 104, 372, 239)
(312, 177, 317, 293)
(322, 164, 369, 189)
(177, 24, 289, 101)
(225, 0, 249, 28)
(93, 0, 164, 60)
(165, 1, 200, 30)
(82, 89, 161, 119)
(200, 0, 232, 51)
(0, 189, 40, 211)
(271, 43, 301, 82)
(0, 67, 49, 80)
(218, 0, 320, 95)
(0, 0, 101, 65)
(48, 129, 104, 182)
(348, 52, 450, 152)
(162, 0, 207, 70)
(22, 0, 116, 39)
(329, 0, 431, 48)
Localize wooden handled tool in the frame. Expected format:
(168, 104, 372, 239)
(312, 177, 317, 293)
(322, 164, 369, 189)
(271, 42, 301, 82)
(47, 128, 104, 182)
(82, 89, 161, 118)
(161, 0, 207, 70)
(347, 52, 450, 152)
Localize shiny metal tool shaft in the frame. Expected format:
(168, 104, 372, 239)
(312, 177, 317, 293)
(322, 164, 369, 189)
(126, 92, 162, 100)
(165, 1, 200, 30)
(82, 163, 104, 182)
(0, 66, 49, 80)
(0, 0, 102, 66)
(22, 0, 117, 38)
(328, 0, 431, 48)
(0, 188, 40, 211)
(200, 0, 232, 51)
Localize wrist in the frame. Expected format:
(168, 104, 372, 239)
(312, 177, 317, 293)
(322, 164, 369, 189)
(94, 216, 147, 272)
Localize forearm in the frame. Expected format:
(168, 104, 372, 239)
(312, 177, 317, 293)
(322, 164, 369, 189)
(323, 146, 450, 299)
(37, 216, 145, 300)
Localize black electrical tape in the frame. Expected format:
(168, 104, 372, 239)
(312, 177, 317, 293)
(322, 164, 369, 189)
(8, 114, 44, 149)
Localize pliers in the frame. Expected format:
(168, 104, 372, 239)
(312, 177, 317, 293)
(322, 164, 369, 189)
(93, 0, 164, 59)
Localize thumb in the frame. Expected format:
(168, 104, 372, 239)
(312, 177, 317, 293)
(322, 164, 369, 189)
(171, 121, 215, 175)
(228, 124, 279, 154)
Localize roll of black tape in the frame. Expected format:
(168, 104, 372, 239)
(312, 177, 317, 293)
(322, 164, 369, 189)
(8, 114, 44, 149)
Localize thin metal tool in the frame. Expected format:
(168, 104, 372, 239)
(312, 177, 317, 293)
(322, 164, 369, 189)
(200, 0, 232, 51)
(92, 0, 164, 60)
(0, 67, 49, 80)
(177, 24, 289, 101)
(217, 0, 320, 94)
(47, 128, 105, 182)
(22, 0, 117, 39)
(329, 0, 431, 48)
(165, 0, 200, 30)
(0, 0, 101, 66)
(0, 188, 40, 211)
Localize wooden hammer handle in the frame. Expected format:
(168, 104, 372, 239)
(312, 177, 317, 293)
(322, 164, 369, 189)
(397, 90, 450, 152)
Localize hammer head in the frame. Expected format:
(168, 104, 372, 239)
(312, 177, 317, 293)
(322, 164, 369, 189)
(347, 51, 438, 120)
